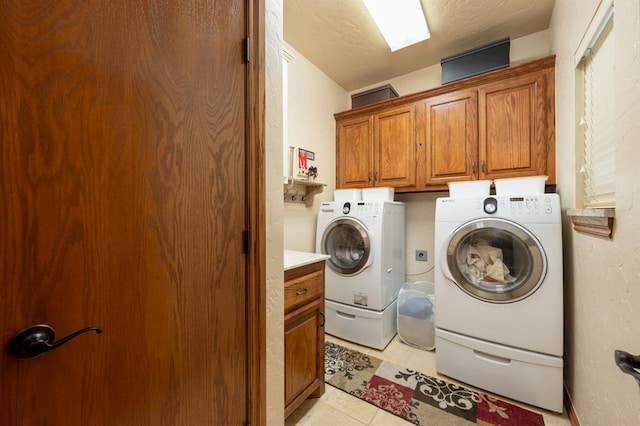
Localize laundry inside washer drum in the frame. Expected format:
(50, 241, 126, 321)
(454, 230, 533, 289)
(333, 244, 365, 266)
(328, 228, 366, 266)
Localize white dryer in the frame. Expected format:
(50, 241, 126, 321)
(316, 200, 405, 349)
(434, 194, 564, 413)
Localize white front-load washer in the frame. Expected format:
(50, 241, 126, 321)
(434, 194, 564, 413)
(316, 200, 405, 311)
(316, 200, 405, 349)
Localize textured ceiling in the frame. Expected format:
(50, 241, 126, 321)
(284, 0, 556, 91)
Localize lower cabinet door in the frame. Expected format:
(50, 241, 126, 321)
(284, 298, 324, 416)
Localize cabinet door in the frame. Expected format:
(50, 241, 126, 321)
(373, 105, 416, 188)
(284, 299, 324, 417)
(478, 70, 550, 180)
(422, 90, 478, 187)
(336, 115, 373, 188)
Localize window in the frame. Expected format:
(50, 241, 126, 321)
(283, 45, 296, 181)
(576, 0, 615, 208)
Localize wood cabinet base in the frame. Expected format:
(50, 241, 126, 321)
(284, 261, 326, 418)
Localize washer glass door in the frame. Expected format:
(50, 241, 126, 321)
(445, 218, 547, 303)
(321, 218, 370, 276)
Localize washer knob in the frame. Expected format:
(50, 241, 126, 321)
(483, 197, 498, 214)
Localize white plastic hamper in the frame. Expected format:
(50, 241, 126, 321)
(397, 281, 435, 350)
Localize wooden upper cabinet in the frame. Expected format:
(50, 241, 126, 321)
(336, 115, 373, 188)
(478, 69, 553, 180)
(373, 105, 416, 188)
(420, 90, 478, 188)
(335, 56, 556, 192)
(336, 105, 415, 190)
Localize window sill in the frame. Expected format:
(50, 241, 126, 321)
(566, 209, 615, 238)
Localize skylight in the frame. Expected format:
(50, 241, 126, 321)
(362, 0, 430, 51)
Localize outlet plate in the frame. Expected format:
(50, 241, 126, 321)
(415, 250, 428, 262)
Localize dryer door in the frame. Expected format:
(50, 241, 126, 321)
(443, 218, 547, 303)
(321, 217, 371, 276)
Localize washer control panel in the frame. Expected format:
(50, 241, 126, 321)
(436, 194, 560, 223)
(499, 196, 555, 215)
(343, 201, 382, 216)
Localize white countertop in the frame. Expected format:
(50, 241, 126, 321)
(284, 250, 330, 271)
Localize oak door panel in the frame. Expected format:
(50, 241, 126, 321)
(423, 90, 478, 186)
(479, 71, 548, 179)
(373, 105, 416, 188)
(0, 1, 249, 424)
(284, 299, 323, 412)
(336, 116, 373, 188)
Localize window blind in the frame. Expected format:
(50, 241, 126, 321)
(580, 6, 615, 208)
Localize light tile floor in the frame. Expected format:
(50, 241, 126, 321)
(286, 334, 571, 426)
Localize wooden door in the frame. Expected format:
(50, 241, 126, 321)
(422, 90, 478, 187)
(478, 70, 550, 180)
(0, 1, 261, 425)
(373, 105, 416, 188)
(336, 115, 373, 188)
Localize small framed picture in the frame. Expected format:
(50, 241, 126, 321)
(296, 148, 315, 178)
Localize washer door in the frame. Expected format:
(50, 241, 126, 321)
(321, 217, 371, 276)
(443, 218, 547, 303)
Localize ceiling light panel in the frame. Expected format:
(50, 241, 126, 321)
(363, 0, 430, 51)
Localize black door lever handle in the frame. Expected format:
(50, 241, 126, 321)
(9, 324, 103, 359)
(614, 349, 640, 389)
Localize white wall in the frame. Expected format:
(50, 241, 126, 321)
(283, 45, 349, 252)
(265, 0, 284, 424)
(350, 30, 551, 98)
(550, 0, 640, 424)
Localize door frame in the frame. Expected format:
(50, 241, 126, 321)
(247, 0, 266, 424)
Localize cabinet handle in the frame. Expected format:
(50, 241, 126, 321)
(471, 160, 476, 173)
(374, 171, 378, 181)
(296, 288, 308, 296)
(318, 312, 325, 327)
(481, 160, 485, 173)
(368, 172, 372, 182)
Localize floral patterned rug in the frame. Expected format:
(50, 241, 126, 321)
(325, 341, 545, 425)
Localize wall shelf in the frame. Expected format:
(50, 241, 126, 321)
(284, 178, 326, 207)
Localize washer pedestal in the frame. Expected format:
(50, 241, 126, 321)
(436, 329, 564, 413)
(325, 299, 397, 350)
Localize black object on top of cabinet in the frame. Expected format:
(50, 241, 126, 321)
(351, 84, 399, 109)
(441, 37, 510, 84)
